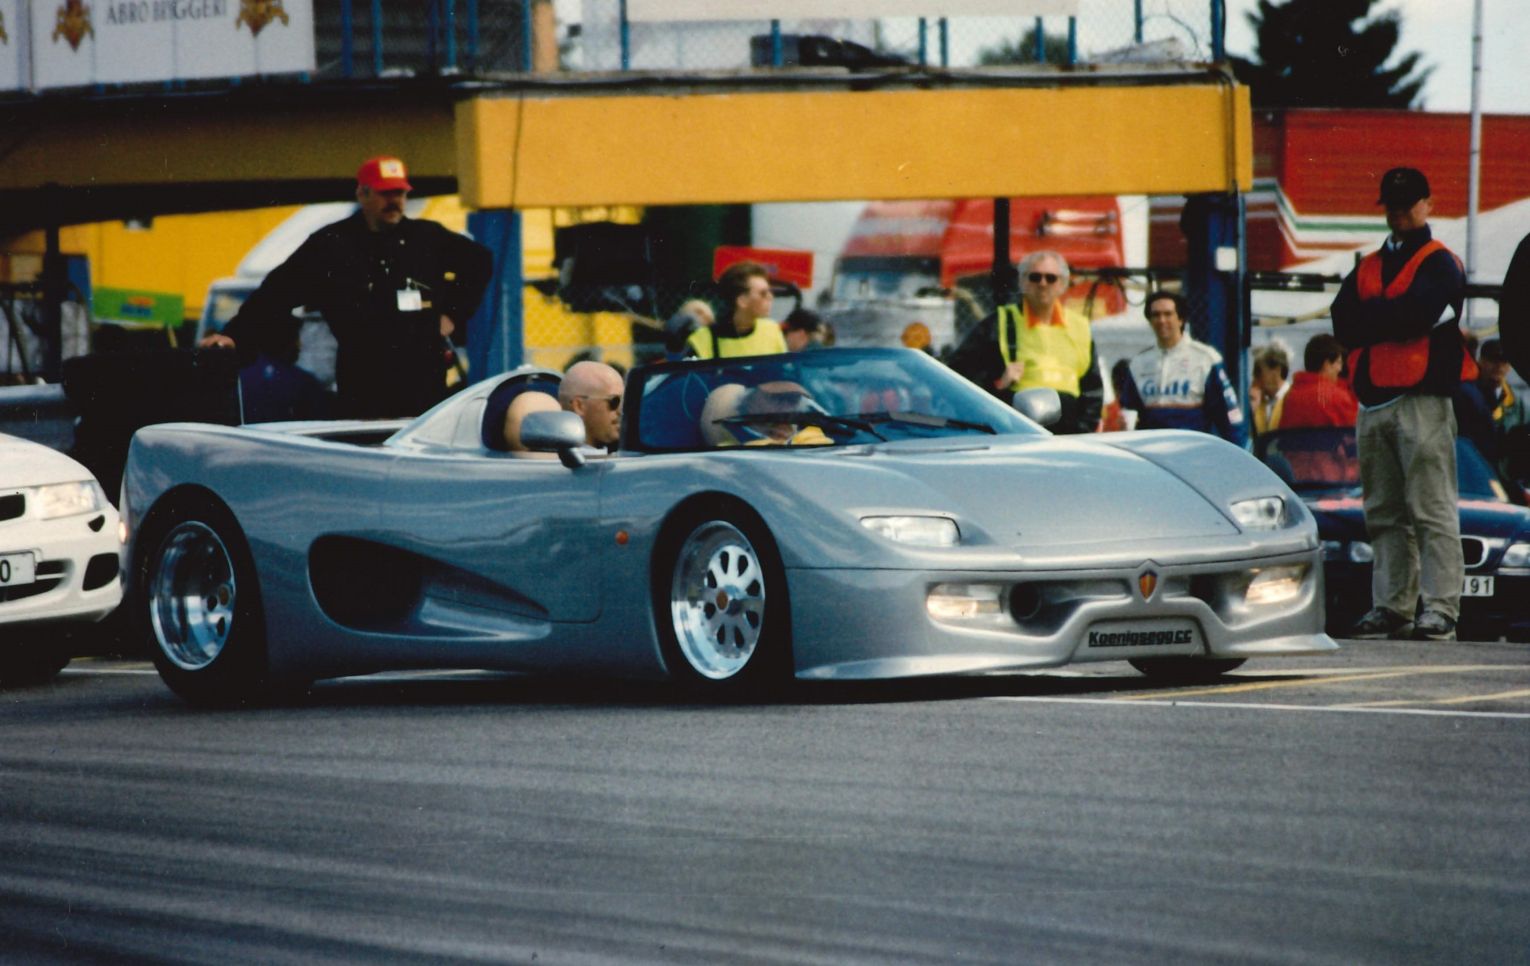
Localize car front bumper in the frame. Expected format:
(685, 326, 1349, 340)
(788, 549, 1336, 681)
(0, 508, 123, 631)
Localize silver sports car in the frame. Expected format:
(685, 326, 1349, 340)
(120, 347, 1335, 704)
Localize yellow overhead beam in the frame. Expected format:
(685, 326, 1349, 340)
(458, 83, 1252, 209)
(0, 103, 458, 191)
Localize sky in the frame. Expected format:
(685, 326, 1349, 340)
(1224, 0, 1529, 114)
(557, 1, 1526, 115)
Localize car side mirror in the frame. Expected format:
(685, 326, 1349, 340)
(1012, 387, 1062, 428)
(520, 410, 589, 468)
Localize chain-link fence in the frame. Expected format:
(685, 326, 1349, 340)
(566, 1, 1223, 72)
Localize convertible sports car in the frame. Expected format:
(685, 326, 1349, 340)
(1, 432, 123, 683)
(1260, 426, 1530, 641)
(120, 347, 1335, 704)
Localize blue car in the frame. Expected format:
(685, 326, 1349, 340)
(1259, 426, 1530, 641)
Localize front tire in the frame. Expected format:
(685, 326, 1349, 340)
(1130, 657, 1246, 683)
(137, 497, 270, 706)
(655, 504, 792, 696)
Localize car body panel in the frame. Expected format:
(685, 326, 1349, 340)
(122, 349, 1335, 687)
(1, 433, 122, 635)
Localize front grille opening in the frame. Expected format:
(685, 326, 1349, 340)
(83, 554, 119, 591)
(1009, 583, 1043, 621)
(1461, 538, 1486, 568)
(0, 494, 23, 522)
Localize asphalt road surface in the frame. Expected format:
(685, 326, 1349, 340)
(2, 639, 1528, 964)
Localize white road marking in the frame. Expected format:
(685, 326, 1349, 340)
(991, 695, 1530, 720)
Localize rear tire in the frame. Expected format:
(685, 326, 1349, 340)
(136, 496, 271, 706)
(1130, 657, 1246, 683)
(0, 641, 70, 686)
(654, 503, 792, 697)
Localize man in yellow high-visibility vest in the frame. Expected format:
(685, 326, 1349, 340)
(948, 250, 1101, 434)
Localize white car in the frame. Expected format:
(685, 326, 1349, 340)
(1, 433, 122, 683)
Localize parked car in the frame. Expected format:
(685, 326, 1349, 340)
(1258, 426, 1530, 641)
(1, 433, 123, 683)
(120, 347, 1334, 705)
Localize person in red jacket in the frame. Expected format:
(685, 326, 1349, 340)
(1279, 334, 1359, 429)
(1331, 167, 1473, 642)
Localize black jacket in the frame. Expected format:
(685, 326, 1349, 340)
(224, 212, 493, 418)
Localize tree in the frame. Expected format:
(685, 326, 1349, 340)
(1230, 0, 1431, 109)
(976, 27, 1070, 68)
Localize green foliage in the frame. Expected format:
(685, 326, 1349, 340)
(977, 27, 1071, 67)
(1230, 0, 1431, 108)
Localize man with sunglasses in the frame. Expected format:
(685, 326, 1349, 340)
(558, 360, 625, 450)
(948, 250, 1102, 434)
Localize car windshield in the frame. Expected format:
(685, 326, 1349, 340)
(1260, 426, 1507, 502)
(626, 347, 1042, 452)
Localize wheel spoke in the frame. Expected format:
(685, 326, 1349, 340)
(150, 521, 238, 671)
(670, 520, 769, 680)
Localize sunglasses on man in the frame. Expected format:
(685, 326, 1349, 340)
(1027, 273, 1060, 284)
(578, 394, 622, 411)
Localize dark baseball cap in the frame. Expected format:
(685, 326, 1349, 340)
(1479, 338, 1507, 363)
(1377, 167, 1430, 208)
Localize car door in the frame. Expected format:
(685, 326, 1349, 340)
(380, 448, 608, 622)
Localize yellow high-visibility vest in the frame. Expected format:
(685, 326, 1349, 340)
(996, 303, 1092, 395)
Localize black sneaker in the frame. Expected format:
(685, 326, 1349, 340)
(1414, 610, 1457, 641)
(1350, 607, 1413, 639)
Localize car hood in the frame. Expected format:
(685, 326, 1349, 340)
(746, 431, 1295, 558)
(0, 433, 97, 489)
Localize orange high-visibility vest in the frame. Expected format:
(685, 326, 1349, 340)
(1347, 240, 1476, 388)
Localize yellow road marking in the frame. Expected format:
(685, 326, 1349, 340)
(1114, 665, 1517, 701)
(1342, 688, 1530, 709)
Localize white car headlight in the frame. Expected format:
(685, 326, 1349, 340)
(1230, 496, 1288, 531)
(1244, 564, 1308, 606)
(34, 480, 106, 520)
(1502, 542, 1530, 569)
(860, 515, 960, 547)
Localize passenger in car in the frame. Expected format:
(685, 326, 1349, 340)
(502, 392, 562, 457)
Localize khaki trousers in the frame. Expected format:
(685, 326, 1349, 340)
(1357, 394, 1462, 620)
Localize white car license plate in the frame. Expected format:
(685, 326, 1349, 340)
(1462, 575, 1494, 597)
(0, 551, 37, 587)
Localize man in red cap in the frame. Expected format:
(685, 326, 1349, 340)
(204, 155, 492, 418)
(1331, 166, 1471, 642)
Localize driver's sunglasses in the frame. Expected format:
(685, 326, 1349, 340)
(580, 394, 622, 411)
(1027, 272, 1060, 284)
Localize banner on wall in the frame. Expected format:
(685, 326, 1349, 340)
(0, 0, 25, 91)
(627, 0, 1079, 21)
(30, 0, 314, 89)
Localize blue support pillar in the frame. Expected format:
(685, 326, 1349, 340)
(467, 210, 525, 380)
(1180, 192, 1249, 412)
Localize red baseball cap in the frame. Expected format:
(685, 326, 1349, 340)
(357, 156, 412, 192)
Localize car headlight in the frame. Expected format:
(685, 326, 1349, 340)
(1502, 542, 1530, 569)
(1230, 496, 1288, 530)
(927, 583, 1006, 622)
(1348, 541, 1374, 564)
(860, 515, 959, 547)
(1244, 564, 1309, 606)
(34, 480, 105, 519)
